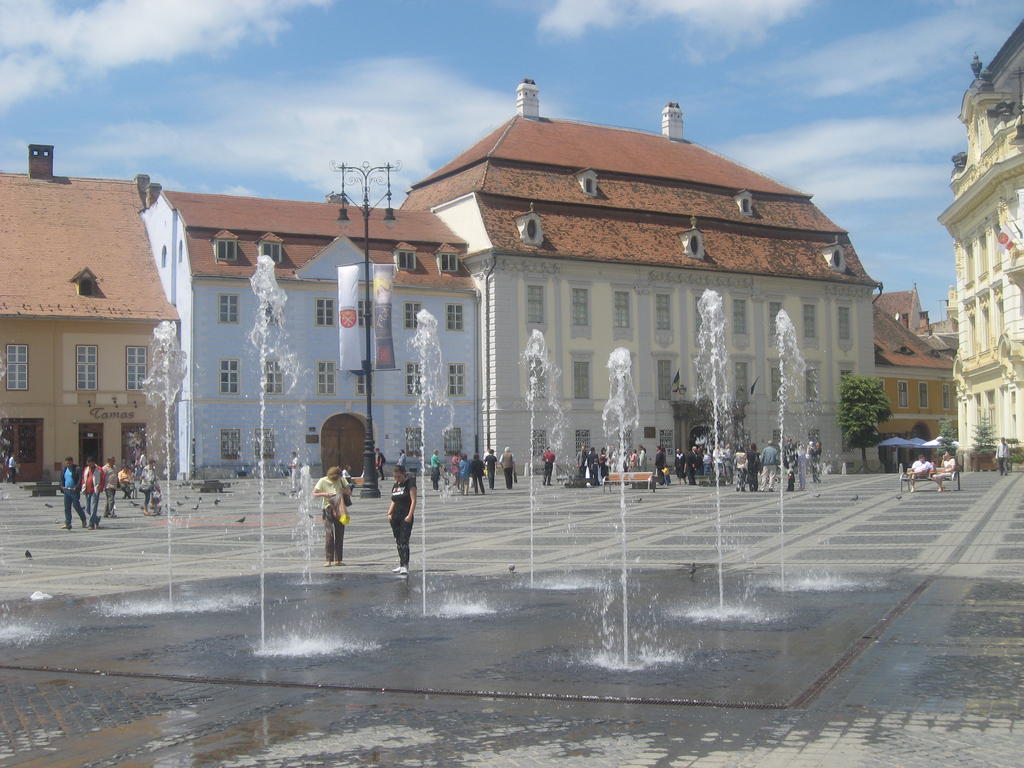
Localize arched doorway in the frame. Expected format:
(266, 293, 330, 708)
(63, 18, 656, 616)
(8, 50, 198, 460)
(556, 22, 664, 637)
(321, 414, 366, 475)
(688, 425, 710, 449)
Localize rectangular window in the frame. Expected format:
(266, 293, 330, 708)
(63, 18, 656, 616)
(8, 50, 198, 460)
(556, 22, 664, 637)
(897, 380, 909, 408)
(655, 294, 671, 331)
(446, 303, 464, 331)
(219, 359, 239, 394)
(126, 346, 147, 391)
(317, 360, 336, 395)
(396, 250, 416, 270)
(770, 365, 781, 402)
(406, 427, 422, 455)
(571, 288, 590, 327)
(220, 429, 241, 460)
(575, 429, 591, 453)
(448, 362, 465, 396)
(259, 241, 282, 263)
(802, 303, 817, 340)
(733, 298, 748, 336)
(613, 291, 630, 328)
(805, 368, 819, 402)
(919, 382, 929, 408)
(439, 253, 459, 272)
(315, 297, 335, 327)
(657, 359, 672, 401)
(527, 285, 545, 324)
(264, 360, 283, 394)
(218, 294, 239, 324)
(254, 428, 274, 460)
(768, 301, 783, 338)
(573, 360, 590, 399)
(356, 372, 369, 396)
(734, 361, 749, 402)
(215, 239, 237, 262)
(942, 383, 951, 410)
(358, 299, 370, 328)
(837, 306, 851, 342)
(403, 302, 422, 330)
(6, 344, 27, 390)
(405, 362, 422, 396)
(76, 345, 97, 390)
(443, 426, 462, 454)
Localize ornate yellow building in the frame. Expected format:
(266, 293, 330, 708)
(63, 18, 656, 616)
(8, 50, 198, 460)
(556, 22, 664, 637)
(939, 21, 1024, 454)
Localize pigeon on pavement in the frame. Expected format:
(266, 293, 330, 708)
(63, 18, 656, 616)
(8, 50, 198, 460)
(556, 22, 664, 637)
(235, 516, 246, 523)
(24, 550, 31, 559)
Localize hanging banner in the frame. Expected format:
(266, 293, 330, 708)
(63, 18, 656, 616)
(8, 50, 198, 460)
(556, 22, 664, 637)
(372, 263, 396, 370)
(337, 265, 362, 372)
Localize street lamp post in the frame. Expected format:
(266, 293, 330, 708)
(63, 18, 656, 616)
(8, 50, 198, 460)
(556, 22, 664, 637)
(330, 161, 398, 498)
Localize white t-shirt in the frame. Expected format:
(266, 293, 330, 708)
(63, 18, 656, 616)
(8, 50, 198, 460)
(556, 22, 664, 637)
(911, 459, 933, 474)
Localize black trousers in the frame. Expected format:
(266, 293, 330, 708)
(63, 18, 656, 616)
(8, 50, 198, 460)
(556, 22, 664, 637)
(390, 514, 414, 566)
(543, 462, 553, 485)
(504, 467, 513, 489)
(472, 474, 485, 494)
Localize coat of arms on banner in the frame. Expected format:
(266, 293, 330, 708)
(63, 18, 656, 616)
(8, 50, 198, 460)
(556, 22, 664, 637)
(339, 309, 357, 328)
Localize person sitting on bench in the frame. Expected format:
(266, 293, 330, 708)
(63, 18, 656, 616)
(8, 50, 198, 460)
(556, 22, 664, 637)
(930, 452, 956, 492)
(907, 454, 934, 492)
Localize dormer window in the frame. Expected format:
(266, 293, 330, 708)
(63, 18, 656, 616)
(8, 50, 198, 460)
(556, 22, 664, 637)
(213, 230, 239, 263)
(515, 206, 544, 246)
(394, 242, 417, 271)
(734, 190, 753, 216)
(71, 268, 100, 297)
(436, 245, 459, 273)
(258, 233, 283, 264)
(576, 169, 598, 197)
(680, 217, 704, 260)
(823, 242, 845, 272)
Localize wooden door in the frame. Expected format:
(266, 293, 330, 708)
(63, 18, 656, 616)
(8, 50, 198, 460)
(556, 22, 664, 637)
(320, 414, 365, 475)
(1, 419, 44, 481)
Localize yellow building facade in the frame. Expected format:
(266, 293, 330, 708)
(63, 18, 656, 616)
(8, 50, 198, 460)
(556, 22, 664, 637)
(939, 24, 1024, 455)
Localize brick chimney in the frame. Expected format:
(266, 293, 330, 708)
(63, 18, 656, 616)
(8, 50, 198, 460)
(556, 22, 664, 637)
(662, 103, 683, 141)
(146, 182, 162, 208)
(28, 144, 54, 180)
(516, 78, 539, 119)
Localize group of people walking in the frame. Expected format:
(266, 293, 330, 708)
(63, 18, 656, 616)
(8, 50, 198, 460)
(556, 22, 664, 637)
(57, 455, 162, 530)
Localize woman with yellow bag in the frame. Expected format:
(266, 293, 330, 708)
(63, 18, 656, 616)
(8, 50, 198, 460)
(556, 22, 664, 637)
(312, 465, 351, 567)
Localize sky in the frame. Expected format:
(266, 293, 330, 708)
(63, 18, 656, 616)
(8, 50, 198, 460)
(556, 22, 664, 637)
(2, 0, 1022, 318)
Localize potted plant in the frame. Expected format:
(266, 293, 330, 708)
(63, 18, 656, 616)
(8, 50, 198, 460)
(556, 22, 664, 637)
(970, 415, 997, 471)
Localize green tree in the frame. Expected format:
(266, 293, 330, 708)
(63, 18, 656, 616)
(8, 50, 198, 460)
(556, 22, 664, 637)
(971, 415, 996, 454)
(837, 375, 893, 471)
(938, 417, 958, 445)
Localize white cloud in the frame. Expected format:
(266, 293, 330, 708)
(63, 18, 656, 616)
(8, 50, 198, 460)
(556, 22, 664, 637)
(538, 0, 815, 55)
(79, 58, 512, 198)
(773, 1, 1019, 97)
(718, 114, 963, 203)
(0, 0, 328, 110)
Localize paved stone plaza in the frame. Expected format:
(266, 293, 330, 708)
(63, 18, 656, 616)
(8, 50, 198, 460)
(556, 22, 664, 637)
(0, 471, 1022, 766)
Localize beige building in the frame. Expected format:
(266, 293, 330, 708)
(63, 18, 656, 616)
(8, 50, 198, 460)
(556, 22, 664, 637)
(0, 146, 177, 481)
(939, 20, 1024, 455)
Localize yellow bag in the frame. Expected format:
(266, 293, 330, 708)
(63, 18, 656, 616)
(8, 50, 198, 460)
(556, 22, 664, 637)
(339, 512, 350, 526)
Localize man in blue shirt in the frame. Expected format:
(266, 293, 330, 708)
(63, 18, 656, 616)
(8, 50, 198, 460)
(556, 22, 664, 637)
(60, 456, 87, 529)
(761, 442, 780, 492)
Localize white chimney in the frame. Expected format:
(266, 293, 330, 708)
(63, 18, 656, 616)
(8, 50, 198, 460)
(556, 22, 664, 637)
(662, 102, 683, 141)
(516, 78, 540, 119)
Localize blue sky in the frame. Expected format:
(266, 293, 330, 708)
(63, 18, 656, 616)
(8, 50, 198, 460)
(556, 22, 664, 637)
(2, 0, 1022, 317)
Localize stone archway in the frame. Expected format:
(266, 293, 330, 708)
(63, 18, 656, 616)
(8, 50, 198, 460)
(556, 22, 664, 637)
(320, 414, 366, 475)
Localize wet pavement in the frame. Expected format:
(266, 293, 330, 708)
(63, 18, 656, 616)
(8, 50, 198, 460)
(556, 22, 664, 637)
(0, 472, 1022, 766)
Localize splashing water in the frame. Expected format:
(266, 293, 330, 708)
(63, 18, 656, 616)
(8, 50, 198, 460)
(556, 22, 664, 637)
(255, 634, 381, 657)
(249, 254, 298, 650)
(774, 309, 806, 591)
(695, 290, 732, 609)
(521, 330, 565, 587)
(411, 309, 451, 615)
(293, 466, 316, 583)
(96, 594, 254, 617)
(601, 347, 639, 667)
(144, 321, 187, 605)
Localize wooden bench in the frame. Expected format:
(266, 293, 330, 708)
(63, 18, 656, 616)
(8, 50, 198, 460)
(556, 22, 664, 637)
(604, 472, 656, 492)
(900, 467, 960, 493)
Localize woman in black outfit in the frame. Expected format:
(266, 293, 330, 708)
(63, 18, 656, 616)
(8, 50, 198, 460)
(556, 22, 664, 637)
(386, 465, 416, 576)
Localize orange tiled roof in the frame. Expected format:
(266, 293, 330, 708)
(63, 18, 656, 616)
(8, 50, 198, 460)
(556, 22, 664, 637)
(474, 196, 875, 284)
(414, 116, 804, 195)
(0, 173, 177, 321)
(873, 305, 953, 370)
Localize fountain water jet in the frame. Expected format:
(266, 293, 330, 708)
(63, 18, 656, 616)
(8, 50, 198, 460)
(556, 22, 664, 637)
(601, 347, 639, 667)
(143, 321, 187, 605)
(293, 466, 316, 584)
(249, 254, 299, 650)
(521, 330, 565, 587)
(411, 308, 451, 614)
(773, 309, 806, 591)
(695, 289, 732, 608)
